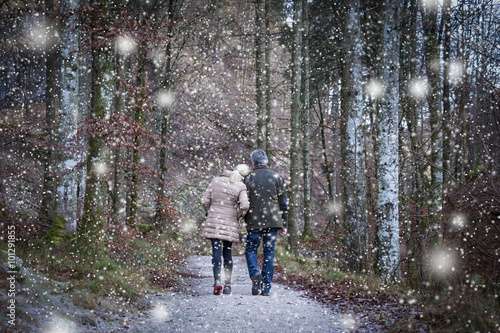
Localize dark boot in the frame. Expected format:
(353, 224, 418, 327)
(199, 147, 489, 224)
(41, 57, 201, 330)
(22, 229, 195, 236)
(223, 284, 232, 295)
(252, 273, 262, 295)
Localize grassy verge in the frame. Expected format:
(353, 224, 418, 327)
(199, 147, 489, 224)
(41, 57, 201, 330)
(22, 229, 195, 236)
(419, 282, 499, 332)
(0, 227, 191, 331)
(274, 239, 424, 332)
(273, 237, 499, 332)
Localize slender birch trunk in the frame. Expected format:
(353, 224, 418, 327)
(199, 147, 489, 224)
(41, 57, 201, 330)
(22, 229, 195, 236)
(375, 0, 401, 283)
(57, 0, 82, 233)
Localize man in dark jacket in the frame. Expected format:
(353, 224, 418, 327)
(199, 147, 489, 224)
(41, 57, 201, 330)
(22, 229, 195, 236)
(244, 149, 288, 296)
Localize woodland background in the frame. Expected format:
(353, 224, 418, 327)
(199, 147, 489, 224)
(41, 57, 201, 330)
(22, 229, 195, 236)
(0, 0, 499, 331)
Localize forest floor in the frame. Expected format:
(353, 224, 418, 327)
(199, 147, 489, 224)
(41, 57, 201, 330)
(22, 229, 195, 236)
(2, 255, 348, 332)
(2, 252, 426, 333)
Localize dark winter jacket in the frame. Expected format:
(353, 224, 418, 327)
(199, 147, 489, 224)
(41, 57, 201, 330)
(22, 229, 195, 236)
(244, 165, 288, 230)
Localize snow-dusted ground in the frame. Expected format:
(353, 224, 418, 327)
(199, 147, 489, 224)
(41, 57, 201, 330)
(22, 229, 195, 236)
(2, 253, 358, 332)
(127, 256, 351, 333)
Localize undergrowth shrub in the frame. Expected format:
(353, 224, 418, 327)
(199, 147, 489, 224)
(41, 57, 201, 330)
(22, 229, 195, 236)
(1, 215, 191, 309)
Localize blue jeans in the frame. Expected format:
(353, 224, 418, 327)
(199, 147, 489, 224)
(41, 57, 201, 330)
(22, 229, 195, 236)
(211, 239, 233, 285)
(245, 228, 278, 293)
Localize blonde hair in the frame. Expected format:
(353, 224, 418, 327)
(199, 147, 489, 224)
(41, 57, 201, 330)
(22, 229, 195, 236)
(230, 164, 251, 182)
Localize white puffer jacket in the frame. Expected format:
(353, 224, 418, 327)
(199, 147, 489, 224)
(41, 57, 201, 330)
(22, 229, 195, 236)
(201, 170, 249, 242)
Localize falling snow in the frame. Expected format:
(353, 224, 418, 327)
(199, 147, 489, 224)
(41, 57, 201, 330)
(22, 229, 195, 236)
(1, 0, 499, 332)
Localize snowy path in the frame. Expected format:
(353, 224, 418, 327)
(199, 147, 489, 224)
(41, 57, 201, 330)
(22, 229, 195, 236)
(127, 255, 350, 333)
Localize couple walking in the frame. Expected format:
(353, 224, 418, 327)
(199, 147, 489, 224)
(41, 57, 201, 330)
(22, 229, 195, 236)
(201, 149, 288, 296)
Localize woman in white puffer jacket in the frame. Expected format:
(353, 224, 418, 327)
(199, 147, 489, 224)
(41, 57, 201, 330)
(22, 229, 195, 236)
(201, 164, 250, 295)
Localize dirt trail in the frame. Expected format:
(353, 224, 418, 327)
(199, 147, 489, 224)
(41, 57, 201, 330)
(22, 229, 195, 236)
(126, 255, 353, 333)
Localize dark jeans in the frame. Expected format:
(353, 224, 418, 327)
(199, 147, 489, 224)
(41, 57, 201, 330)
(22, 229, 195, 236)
(245, 228, 278, 293)
(211, 239, 233, 285)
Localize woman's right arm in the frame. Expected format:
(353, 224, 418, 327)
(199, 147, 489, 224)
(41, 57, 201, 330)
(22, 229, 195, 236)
(237, 187, 250, 218)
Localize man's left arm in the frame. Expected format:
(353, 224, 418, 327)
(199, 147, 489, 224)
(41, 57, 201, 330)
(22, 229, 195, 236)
(277, 176, 288, 230)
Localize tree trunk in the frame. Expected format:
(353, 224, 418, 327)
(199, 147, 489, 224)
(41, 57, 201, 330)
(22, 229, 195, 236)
(255, 0, 265, 149)
(287, 0, 303, 253)
(56, 0, 82, 232)
(112, 54, 129, 225)
(155, 0, 176, 229)
(264, 0, 272, 157)
(301, 0, 312, 240)
(40, 0, 60, 221)
(318, 95, 334, 201)
(317, 94, 338, 234)
(400, 0, 424, 288)
(422, 0, 443, 246)
(128, 47, 147, 224)
(398, 0, 409, 282)
(375, 0, 401, 283)
(442, 0, 451, 181)
(79, 3, 115, 256)
(340, 0, 366, 272)
(77, 0, 92, 225)
(441, 0, 452, 243)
